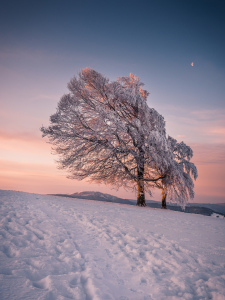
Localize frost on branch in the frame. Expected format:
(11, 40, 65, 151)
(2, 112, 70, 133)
(41, 68, 197, 207)
(153, 136, 198, 209)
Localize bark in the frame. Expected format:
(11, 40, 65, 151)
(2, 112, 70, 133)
(161, 186, 167, 209)
(136, 142, 146, 207)
(136, 180, 146, 206)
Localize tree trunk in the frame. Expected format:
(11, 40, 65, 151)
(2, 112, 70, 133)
(136, 145, 146, 207)
(161, 186, 167, 209)
(136, 180, 146, 206)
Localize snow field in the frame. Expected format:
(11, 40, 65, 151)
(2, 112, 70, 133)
(0, 190, 225, 299)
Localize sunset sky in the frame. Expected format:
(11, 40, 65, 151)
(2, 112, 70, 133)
(0, 0, 225, 203)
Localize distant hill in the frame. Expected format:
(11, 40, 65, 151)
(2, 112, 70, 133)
(148, 201, 225, 217)
(52, 191, 134, 205)
(190, 203, 225, 215)
(51, 191, 225, 218)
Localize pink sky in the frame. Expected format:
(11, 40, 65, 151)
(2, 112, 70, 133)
(0, 55, 224, 203)
(1, 0, 225, 204)
(0, 59, 225, 203)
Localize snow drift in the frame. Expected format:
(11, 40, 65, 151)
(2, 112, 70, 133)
(0, 190, 225, 299)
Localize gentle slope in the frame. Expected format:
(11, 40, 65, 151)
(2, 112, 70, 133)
(0, 190, 225, 299)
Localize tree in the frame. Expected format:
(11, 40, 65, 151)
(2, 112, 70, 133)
(41, 68, 172, 206)
(153, 136, 198, 209)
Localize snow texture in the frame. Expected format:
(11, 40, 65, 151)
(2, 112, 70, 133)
(0, 190, 225, 300)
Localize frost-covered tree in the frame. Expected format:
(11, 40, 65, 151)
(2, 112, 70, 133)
(154, 136, 198, 209)
(41, 68, 173, 206)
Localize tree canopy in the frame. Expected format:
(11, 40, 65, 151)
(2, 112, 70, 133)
(154, 136, 198, 209)
(41, 68, 197, 207)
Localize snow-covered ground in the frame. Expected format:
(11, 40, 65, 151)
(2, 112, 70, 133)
(0, 190, 225, 300)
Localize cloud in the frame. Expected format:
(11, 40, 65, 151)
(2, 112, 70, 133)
(0, 47, 63, 62)
(157, 107, 225, 144)
(0, 159, 72, 194)
(176, 134, 186, 139)
(0, 129, 53, 166)
(209, 127, 225, 136)
(32, 94, 60, 102)
(194, 163, 225, 197)
(191, 143, 225, 165)
(0, 159, 56, 175)
(189, 143, 225, 200)
(0, 159, 133, 198)
(191, 109, 225, 122)
(0, 129, 40, 142)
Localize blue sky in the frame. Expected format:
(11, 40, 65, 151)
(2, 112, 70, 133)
(0, 0, 225, 203)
